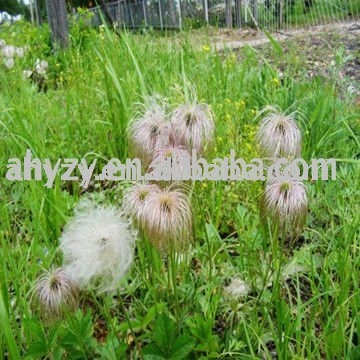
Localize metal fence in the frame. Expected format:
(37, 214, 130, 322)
(88, 0, 359, 30)
(89, 0, 181, 28)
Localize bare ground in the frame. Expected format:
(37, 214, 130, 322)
(209, 21, 360, 98)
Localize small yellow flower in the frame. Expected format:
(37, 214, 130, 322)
(271, 78, 280, 87)
(202, 45, 211, 52)
(237, 99, 246, 108)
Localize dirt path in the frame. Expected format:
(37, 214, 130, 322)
(209, 21, 360, 97)
(210, 21, 360, 50)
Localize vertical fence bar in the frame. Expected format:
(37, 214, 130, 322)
(250, 0, 257, 27)
(142, 0, 148, 26)
(278, 0, 283, 29)
(158, 0, 163, 29)
(178, 0, 182, 29)
(203, 0, 209, 24)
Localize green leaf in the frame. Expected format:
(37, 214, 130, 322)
(0, 289, 21, 360)
(172, 335, 195, 360)
(142, 343, 166, 359)
(262, 29, 283, 57)
(153, 313, 175, 351)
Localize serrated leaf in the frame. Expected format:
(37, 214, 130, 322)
(153, 313, 175, 351)
(142, 343, 166, 359)
(172, 335, 195, 360)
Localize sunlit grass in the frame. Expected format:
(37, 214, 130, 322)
(0, 19, 359, 359)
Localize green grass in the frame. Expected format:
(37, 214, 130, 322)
(0, 19, 359, 359)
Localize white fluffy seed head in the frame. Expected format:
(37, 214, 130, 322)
(15, 47, 24, 58)
(260, 179, 308, 239)
(60, 204, 136, 292)
(224, 278, 251, 298)
(128, 99, 169, 167)
(256, 106, 301, 159)
(34, 267, 79, 321)
(4, 57, 14, 69)
(2, 45, 15, 59)
(170, 103, 214, 154)
(34, 59, 48, 75)
(140, 184, 193, 250)
(23, 69, 33, 79)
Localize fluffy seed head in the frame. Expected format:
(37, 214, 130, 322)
(23, 69, 33, 79)
(35, 59, 48, 75)
(149, 143, 191, 181)
(256, 107, 301, 159)
(122, 182, 161, 225)
(1, 45, 15, 58)
(60, 204, 136, 292)
(260, 179, 308, 238)
(170, 103, 214, 154)
(224, 278, 251, 298)
(140, 185, 192, 250)
(15, 47, 24, 58)
(128, 100, 169, 166)
(34, 267, 78, 320)
(4, 57, 14, 69)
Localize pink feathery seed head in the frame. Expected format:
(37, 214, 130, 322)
(122, 182, 161, 225)
(127, 101, 169, 167)
(170, 103, 215, 154)
(149, 143, 191, 180)
(141, 184, 192, 250)
(260, 179, 308, 239)
(33, 267, 79, 320)
(256, 106, 301, 159)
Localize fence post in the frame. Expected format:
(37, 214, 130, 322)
(226, 0, 233, 27)
(235, 0, 241, 28)
(45, 0, 69, 49)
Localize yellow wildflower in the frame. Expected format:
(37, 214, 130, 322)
(271, 78, 280, 87)
(202, 45, 211, 52)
